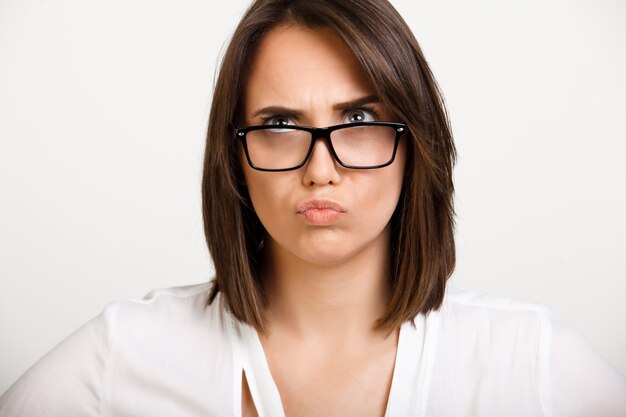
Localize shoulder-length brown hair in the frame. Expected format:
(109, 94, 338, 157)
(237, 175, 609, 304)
(202, 0, 456, 333)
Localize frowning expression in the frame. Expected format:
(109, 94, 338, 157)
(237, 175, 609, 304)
(240, 24, 406, 266)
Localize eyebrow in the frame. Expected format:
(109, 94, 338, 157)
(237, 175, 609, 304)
(250, 94, 381, 119)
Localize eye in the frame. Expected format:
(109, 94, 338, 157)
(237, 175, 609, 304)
(262, 115, 295, 126)
(346, 109, 376, 123)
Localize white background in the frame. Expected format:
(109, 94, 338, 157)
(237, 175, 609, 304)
(0, 0, 624, 394)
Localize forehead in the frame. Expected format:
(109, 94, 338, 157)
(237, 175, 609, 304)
(244, 25, 375, 115)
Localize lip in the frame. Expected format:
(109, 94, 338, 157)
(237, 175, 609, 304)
(296, 198, 347, 226)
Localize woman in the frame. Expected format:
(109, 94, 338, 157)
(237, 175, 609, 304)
(1, 0, 624, 416)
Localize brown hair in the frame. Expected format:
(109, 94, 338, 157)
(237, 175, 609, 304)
(202, 0, 456, 332)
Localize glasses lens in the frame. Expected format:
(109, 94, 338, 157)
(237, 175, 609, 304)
(331, 125, 397, 167)
(245, 127, 310, 170)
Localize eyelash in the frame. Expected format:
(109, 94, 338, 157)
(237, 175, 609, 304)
(347, 106, 379, 122)
(260, 114, 294, 125)
(259, 106, 380, 125)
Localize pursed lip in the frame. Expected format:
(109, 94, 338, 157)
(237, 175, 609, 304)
(296, 198, 347, 225)
(296, 198, 347, 214)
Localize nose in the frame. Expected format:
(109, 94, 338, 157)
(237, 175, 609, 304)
(301, 137, 341, 186)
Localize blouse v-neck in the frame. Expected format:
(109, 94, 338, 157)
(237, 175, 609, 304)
(225, 309, 441, 417)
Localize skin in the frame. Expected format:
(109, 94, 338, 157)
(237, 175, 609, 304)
(240, 25, 407, 417)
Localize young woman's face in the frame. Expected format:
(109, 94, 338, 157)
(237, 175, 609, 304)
(241, 25, 406, 266)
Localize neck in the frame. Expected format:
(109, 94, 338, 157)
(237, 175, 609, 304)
(260, 228, 392, 345)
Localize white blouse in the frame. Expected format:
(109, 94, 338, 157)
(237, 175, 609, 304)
(1, 281, 624, 417)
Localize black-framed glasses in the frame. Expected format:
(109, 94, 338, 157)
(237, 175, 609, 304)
(235, 121, 406, 172)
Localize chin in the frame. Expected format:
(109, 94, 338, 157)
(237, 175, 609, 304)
(295, 248, 353, 266)
(292, 235, 376, 267)
(267, 225, 388, 267)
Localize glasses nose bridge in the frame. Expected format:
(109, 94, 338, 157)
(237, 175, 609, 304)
(310, 126, 332, 143)
(309, 127, 336, 151)
(307, 126, 337, 160)
(309, 127, 335, 149)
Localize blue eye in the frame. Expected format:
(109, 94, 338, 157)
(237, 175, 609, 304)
(346, 109, 376, 123)
(262, 115, 295, 126)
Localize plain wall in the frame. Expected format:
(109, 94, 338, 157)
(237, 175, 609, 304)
(0, 0, 624, 393)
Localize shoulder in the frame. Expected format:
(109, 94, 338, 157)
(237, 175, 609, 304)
(432, 287, 554, 384)
(106, 280, 230, 349)
(437, 289, 553, 368)
(0, 282, 236, 416)
(439, 287, 552, 337)
(111, 280, 216, 321)
(429, 287, 626, 415)
(442, 286, 551, 315)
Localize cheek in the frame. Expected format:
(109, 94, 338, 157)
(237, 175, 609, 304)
(242, 169, 292, 229)
(384, 142, 407, 209)
(350, 166, 405, 231)
(243, 170, 270, 210)
(373, 143, 407, 204)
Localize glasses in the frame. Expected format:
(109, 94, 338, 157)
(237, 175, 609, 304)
(235, 121, 406, 172)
